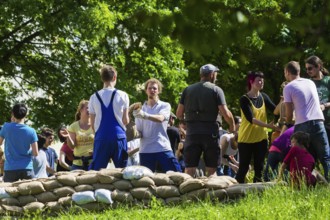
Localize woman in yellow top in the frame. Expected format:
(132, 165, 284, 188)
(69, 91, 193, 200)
(62, 100, 94, 171)
(236, 71, 280, 183)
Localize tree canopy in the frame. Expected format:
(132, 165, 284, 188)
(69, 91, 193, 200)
(0, 0, 329, 130)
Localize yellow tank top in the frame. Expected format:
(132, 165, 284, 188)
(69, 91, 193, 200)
(238, 95, 268, 143)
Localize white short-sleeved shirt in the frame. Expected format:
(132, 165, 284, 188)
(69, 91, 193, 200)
(88, 88, 129, 132)
(283, 78, 324, 124)
(135, 100, 171, 153)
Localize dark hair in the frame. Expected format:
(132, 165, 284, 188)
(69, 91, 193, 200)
(37, 134, 46, 149)
(100, 64, 117, 82)
(305, 55, 329, 76)
(41, 127, 54, 137)
(57, 125, 67, 143)
(291, 131, 310, 148)
(246, 71, 264, 90)
(12, 103, 28, 120)
(285, 61, 300, 76)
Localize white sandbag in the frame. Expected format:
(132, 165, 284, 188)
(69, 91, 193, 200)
(0, 187, 11, 199)
(122, 165, 154, 180)
(72, 191, 96, 205)
(94, 189, 113, 204)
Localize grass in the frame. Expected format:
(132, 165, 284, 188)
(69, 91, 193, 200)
(16, 183, 330, 220)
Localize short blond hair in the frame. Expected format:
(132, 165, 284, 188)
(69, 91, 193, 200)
(144, 78, 163, 94)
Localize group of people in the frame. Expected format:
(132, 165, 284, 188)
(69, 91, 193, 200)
(0, 56, 330, 187)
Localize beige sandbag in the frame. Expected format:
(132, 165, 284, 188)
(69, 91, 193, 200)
(92, 183, 115, 191)
(155, 185, 180, 198)
(224, 175, 238, 184)
(41, 179, 63, 191)
(204, 176, 232, 189)
(58, 196, 73, 207)
(98, 174, 119, 184)
(18, 181, 46, 196)
(1, 197, 20, 206)
(17, 195, 37, 206)
(23, 202, 45, 213)
(5, 187, 20, 197)
(75, 184, 94, 192)
(45, 201, 62, 212)
(76, 173, 99, 185)
(207, 189, 227, 201)
(131, 177, 155, 187)
(165, 197, 182, 205)
(225, 184, 248, 200)
(111, 189, 134, 203)
(166, 172, 192, 185)
(130, 187, 154, 200)
(179, 178, 205, 194)
(0, 205, 5, 215)
(0, 182, 12, 188)
(57, 174, 78, 187)
(2, 204, 23, 216)
(246, 183, 268, 193)
(56, 171, 83, 176)
(53, 186, 75, 198)
(152, 173, 174, 186)
(35, 191, 58, 203)
(99, 168, 123, 179)
(112, 180, 133, 191)
(12, 179, 33, 187)
(181, 188, 207, 201)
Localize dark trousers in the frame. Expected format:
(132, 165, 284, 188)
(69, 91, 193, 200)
(235, 139, 268, 183)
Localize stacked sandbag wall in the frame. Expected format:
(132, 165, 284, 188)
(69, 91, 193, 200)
(0, 167, 275, 216)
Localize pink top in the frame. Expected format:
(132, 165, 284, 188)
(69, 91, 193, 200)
(60, 143, 74, 162)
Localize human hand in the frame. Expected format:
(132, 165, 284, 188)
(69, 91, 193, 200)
(59, 128, 70, 137)
(133, 109, 149, 119)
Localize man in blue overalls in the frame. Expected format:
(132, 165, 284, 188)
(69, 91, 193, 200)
(88, 64, 130, 170)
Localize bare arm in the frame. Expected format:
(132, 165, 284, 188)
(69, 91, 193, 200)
(251, 118, 280, 131)
(219, 105, 235, 133)
(59, 151, 71, 170)
(284, 102, 294, 124)
(122, 108, 129, 125)
(31, 142, 38, 156)
(0, 137, 3, 146)
(176, 104, 185, 121)
(273, 97, 284, 115)
(90, 114, 96, 133)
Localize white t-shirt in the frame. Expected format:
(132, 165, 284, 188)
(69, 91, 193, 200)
(89, 88, 129, 132)
(220, 133, 238, 166)
(33, 150, 48, 179)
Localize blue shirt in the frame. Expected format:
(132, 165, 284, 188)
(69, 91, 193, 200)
(0, 122, 38, 171)
(41, 147, 58, 173)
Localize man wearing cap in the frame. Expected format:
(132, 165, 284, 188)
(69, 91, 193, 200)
(176, 64, 235, 177)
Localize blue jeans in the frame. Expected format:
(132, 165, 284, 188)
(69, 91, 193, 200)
(295, 120, 330, 180)
(263, 151, 284, 181)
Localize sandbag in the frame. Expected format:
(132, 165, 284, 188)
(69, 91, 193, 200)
(77, 202, 108, 212)
(18, 181, 46, 195)
(131, 176, 155, 187)
(72, 191, 96, 205)
(5, 187, 20, 197)
(155, 185, 180, 198)
(0, 182, 12, 188)
(76, 173, 99, 185)
(225, 184, 248, 200)
(130, 187, 154, 200)
(2, 205, 23, 216)
(1, 197, 20, 206)
(23, 202, 45, 213)
(99, 168, 123, 179)
(35, 191, 58, 203)
(122, 166, 154, 180)
(41, 179, 63, 191)
(58, 196, 73, 207)
(152, 173, 174, 186)
(207, 189, 227, 201)
(98, 174, 119, 184)
(95, 189, 113, 204)
(53, 186, 76, 198)
(75, 184, 94, 192)
(112, 180, 133, 191)
(181, 188, 207, 201)
(45, 201, 62, 212)
(18, 195, 37, 206)
(57, 174, 78, 187)
(92, 183, 115, 191)
(111, 189, 134, 203)
(0, 187, 11, 199)
(166, 172, 192, 185)
(165, 197, 182, 205)
(179, 179, 205, 194)
(204, 176, 232, 189)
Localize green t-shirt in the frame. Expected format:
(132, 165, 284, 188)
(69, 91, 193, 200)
(312, 75, 330, 126)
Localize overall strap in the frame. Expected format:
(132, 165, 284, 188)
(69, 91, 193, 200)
(95, 92, 105, 108)
(109, 90, 117, 106)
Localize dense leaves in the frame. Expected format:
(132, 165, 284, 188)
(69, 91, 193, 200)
(0, 0, 330, 129)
